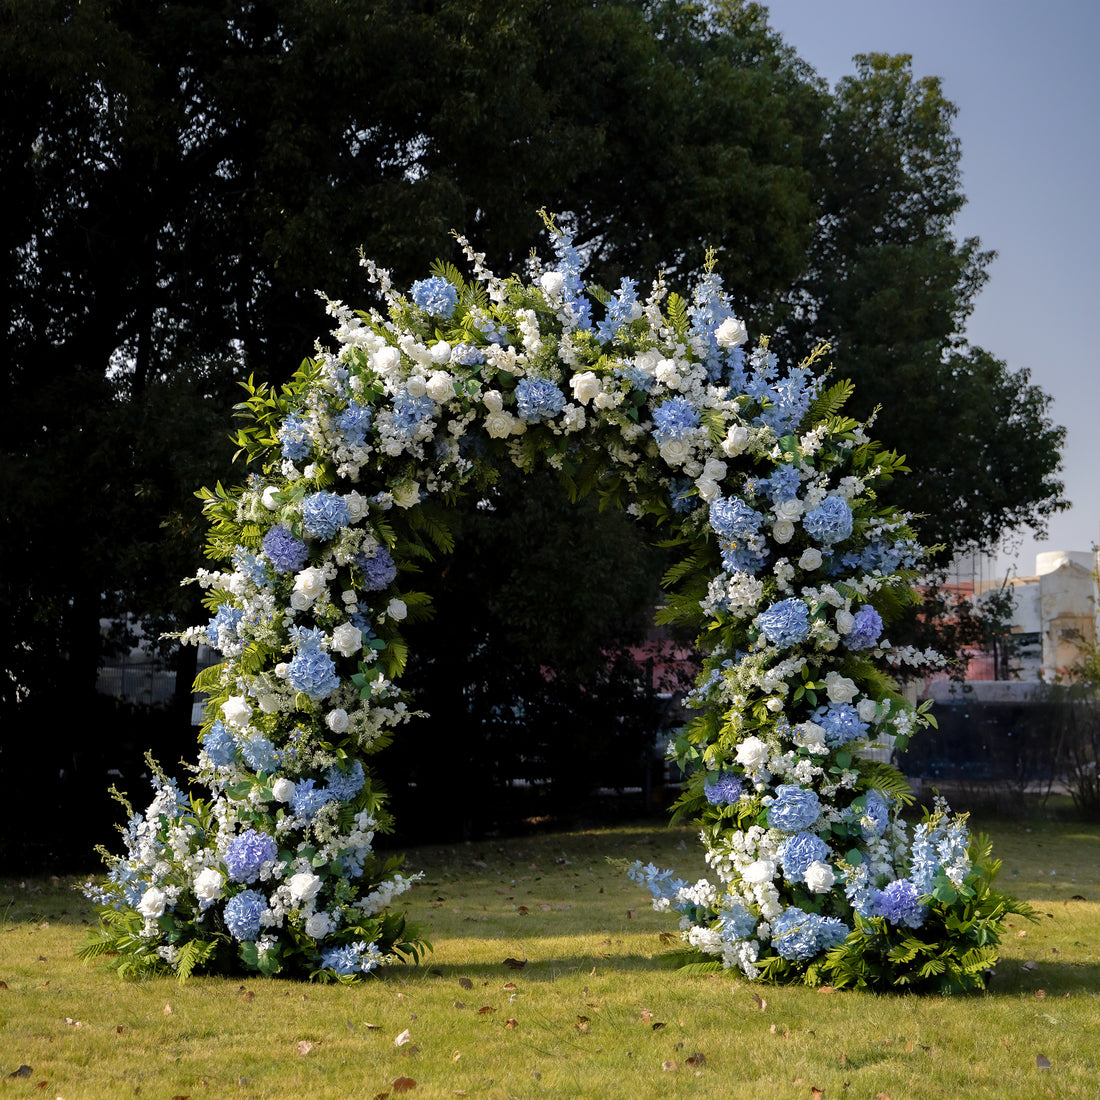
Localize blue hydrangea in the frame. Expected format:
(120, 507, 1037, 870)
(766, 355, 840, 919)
(767, 785, 821, 832)
(287, 647, 340, 701)
(277, 414, 313, 462)
(651, 396, 701, 442)
(225, 829, 278, 883)
(668, 477, 696, 513)
(778, 831, 830, 884)
(718, 902, 758, 942)
(757, 463, 801, 503)
(450, 342, 486, 366)
(873, 879, 926, 929)
(771, 907, 849, 961)
(704, 771, 744, 805)
(597, 276, 641, 342)
(300, 492, 351, 541)
(359, 545, 397, 591)
(239, 735, 279, 774)
(410, 275, 458, 318)
(223, 889, 268, 941)
(515, 377, 567, 422)
(325, 760, 366, 802)
(803, 496, 854, 545)
(262, 525, 309, 574)
(843, 864, 878, 918)
(291, 779, 337, 821)
(709, 497, 764, 540)
(616, 363, 655, 393)
(337, 401, 373, 446)
(845, 604, 883, 651)
(206, 605, 243, 652)
(813, 703, 869, 748)
(391, 392, 437, 438)
(202, 722, 237, 768)
(855, 789, 890, 840)
(756, 598, 811, 648)
(720, 539, 768, 575)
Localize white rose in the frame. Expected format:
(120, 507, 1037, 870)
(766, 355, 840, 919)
(289, 591, 312, 611)
(798, 548, 823, 571)
(722, 425, 751, 457)
(835, 609, 855, 635)
(261, 486, 281, 510)
(858, 698, 880, 724)
(392, 481, 421, 509)
(701, 457, 727, 482)
(804, 861, 835, 894)
(305, 911, 334, 939)
(482, 389, 504, 414)
(771, 518, 795, 544)
(655, 359, 681, 388)
(735, 736, 769, 768)
(715, 317, 749, 348)
(426, 370, 455, 402)
(137, 886, 167, 919)
(325, 708, 350, 733)
(287, 872, 322, 905)
(570, 371, 602, 405)
(274, 662, 289, 679)
(775, 498, 803, 520)
(293, 566, 327, 603)
(221, 695, 252, 727)
(634, 348, 661, 375)
(387, 598, 408, 621)
(742, 860, 776, 885)
(257, 693, 281, 714)
(344, 491, 369, 523)
(540, 270, 566, 300)
(825, 671, 859, 704)
(485, 410, 516, 439)
(331, 623, 363, 658)
(793, 721, 827, 752)
(193, 867, 224, 904)
(659, 438, 691, 467)
(372, 345, 402, 375)
(271, 777, 295, 803)
(404, 374, 428, 398)
(429, 340, 451, 364)
(695, 477, 721, 503)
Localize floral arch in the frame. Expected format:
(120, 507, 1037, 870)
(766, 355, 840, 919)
(84, 220, 1027, 990)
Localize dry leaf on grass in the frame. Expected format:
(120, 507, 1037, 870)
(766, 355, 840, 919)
(752, 993, 767, 1011)
(505, 1018, 518, 1029)
(661, 1060, 678, 1072)
(811, 1088, 825, 1099)
(394, 1029, 412, 1046)
(7, 1066, 32, 1079)
(392, 1077, 417, 1093)
(297, 1040, 313, 1055)
(503, 957, 527, 970)
(685, 1052, 707, 1067)
(1037, 1054, 1052, 1069)
(458, 977, 473, 990)
(163, 1003, 173, 1015)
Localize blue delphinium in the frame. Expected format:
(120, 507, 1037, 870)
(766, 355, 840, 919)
(704, 771, 744, 805)
(202, 721, 237, 768)
(359, 545, 397, 591)
(845, 604, 883, 651)
(813, 703, 869, 748)
(767, 785, 821, 832)
(337, 401, 373, 446)
(651, 396, 701, 442)
(756, 598, 811, 648)
(223, 889, 268, 941)
(232, 546, 271, 587)
(410, 275, 458, 319)
(515, 377, 567, 422)
(206, 605, 243, 651)
(301, 492, 351, 540)
(771, 908, 848, 960)
(277, 414, 313, 462)
(873, 879, 926, 929)
(262, 525, 309, 574)
(718, 902, 758, 942)
(778, 831, 830, 884)
(597, 276, 641, 342)
(287, 646, 340, 701)
(803, 496, 854, 545)
(322, 939, 383, 975)
(225, 829, 278, 883)
(546, 225, 592, 330)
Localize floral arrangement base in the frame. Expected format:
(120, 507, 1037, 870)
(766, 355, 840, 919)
(82, 213, 1030, 986)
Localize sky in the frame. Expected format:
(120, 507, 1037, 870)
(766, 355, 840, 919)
(762, 0, 1100, 579)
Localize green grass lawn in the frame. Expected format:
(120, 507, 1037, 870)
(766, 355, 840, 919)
(3, 817, 1098, 1099)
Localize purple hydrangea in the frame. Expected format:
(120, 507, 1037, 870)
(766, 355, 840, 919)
(813, 703, 869, 748)
(845, 604, 884, 651)
(803, 496, 854, 545)
(778, 831, 830, 884)
(337, 401, 373, 446)
(767, 785, 821, 832)
(756, 598, 811, 648)
(301, 492, 351, 540)
(873, 878, 926, 929)
(225, 828, 279, 883)
(515, 377, 567, 422)
(410, 275, 458, 318)
(704, 771, 744, 805)
(277, 414, 313, 462)
(359, 545, 397, 591)
(771, 907, 849, 960)
(262, 525, 309, 574)
(223, 888, 268, 941)
(286, 647, 340, 701)
(651, 396, 701, 442)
